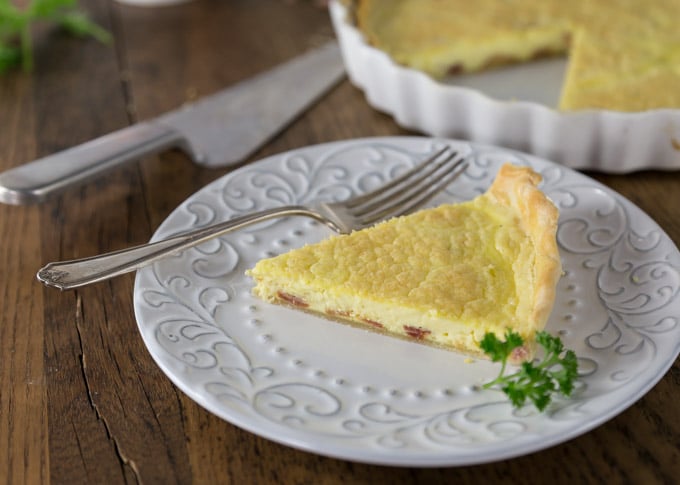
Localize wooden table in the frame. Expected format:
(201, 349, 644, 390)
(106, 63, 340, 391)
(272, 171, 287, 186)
(1, 1, 678, 483)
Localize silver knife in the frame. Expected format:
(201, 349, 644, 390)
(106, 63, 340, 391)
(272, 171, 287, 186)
(0, 41, 345, 205)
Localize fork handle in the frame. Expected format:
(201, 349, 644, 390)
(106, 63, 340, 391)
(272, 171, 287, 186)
(37, 205, 319, 290)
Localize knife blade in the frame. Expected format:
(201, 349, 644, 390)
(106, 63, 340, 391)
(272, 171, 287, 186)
(0, 41, 345, 205)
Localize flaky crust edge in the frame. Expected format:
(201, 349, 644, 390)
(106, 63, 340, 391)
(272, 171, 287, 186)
(487, 163, 563, 344)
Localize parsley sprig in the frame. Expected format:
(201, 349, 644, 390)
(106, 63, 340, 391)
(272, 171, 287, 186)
(480, 330, 578, 411)
(0, 0, 110, 73)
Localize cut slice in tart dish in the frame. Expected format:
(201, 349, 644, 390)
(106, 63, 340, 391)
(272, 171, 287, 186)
(246, 164, 562, 363)
(352, 0, 680, 112)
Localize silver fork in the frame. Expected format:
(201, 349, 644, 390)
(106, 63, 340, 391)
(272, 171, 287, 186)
(37, 147, 468, 290)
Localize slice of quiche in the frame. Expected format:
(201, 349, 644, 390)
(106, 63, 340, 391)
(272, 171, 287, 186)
(247, 164, 561, 362)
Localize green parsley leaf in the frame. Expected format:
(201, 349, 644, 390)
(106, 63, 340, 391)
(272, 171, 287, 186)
(481, 330, 578, 412)
(480, 329, 523, 361)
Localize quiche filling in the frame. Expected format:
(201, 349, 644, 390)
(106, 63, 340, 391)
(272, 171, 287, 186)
(353, 0, 680, 111)
(247, 164, 561, 362)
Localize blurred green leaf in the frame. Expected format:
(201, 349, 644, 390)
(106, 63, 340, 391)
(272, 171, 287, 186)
(0, 42, 21, 72)
(58, 11, 111, 43)
(0, 0, 109, 74)
(30, 0, 77, 18)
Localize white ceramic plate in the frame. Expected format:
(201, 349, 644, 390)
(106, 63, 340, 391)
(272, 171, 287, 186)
(134, 137, 680, 466)
(329, 1, 680, 173)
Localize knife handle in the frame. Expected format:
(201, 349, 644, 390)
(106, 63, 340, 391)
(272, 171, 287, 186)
(0, 122, 183, 205)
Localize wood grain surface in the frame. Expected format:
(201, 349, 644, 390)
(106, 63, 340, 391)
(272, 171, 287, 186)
(1, 1, 678, 483)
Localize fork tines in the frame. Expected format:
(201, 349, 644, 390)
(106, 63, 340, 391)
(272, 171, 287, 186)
(350, 147, 468, 226)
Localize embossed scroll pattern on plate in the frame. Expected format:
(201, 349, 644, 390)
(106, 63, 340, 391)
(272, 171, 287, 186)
(134, 138, 680, 466)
